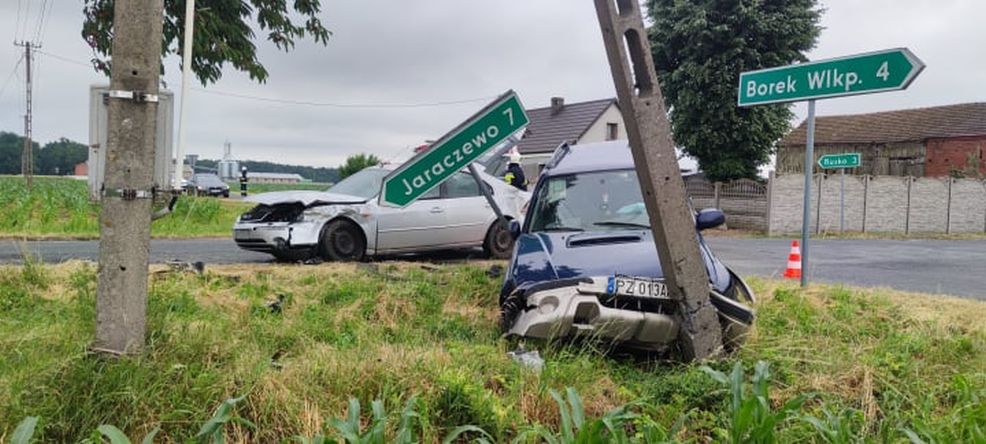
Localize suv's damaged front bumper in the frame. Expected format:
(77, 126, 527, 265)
(504, 275, 756, 351)
(505, 277, 680, 349)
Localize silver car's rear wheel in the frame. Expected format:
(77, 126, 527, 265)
(319, 220, 366, 261)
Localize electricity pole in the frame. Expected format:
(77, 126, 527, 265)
(593, 0, 722, 360)
(93, 0, 166, 355)
(14, 40, 39, 189)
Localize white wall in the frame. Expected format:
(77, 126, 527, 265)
(578, 104, 626, 144)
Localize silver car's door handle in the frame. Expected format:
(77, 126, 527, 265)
(430, 206, 444, 213)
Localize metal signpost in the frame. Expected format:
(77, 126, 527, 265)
(739, 48, 924, 286)
(818, 153, 861, 233)
(379, 91, 529, 225)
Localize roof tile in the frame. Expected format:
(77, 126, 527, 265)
(517, 98, 617, 154)
(779, 102, 986, 146)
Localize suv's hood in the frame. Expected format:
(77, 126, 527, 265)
(245, 191, 366, 206)
(510, 231, 729, 291)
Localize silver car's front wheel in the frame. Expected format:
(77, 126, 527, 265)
(319, 220, 366, 261)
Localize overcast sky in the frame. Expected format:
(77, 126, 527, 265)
(1, 0, 984, 169)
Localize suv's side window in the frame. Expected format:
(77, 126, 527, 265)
(443, 172, 482, 198)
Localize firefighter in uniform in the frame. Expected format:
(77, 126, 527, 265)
(503, 150, 527, 191)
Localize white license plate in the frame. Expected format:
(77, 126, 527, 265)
(607, 276, 669, 299)
(233, 229, 251, 240)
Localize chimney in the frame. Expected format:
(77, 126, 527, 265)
(550, 97, 565, 115)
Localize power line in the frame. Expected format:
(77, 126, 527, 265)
(35, 49, 91, 68)
(34, 0, 54, 45)
(191, 88, 498, 109)
(0, 55, 25, 102)
(34, 50, 500, 110)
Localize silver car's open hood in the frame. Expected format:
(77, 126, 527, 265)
(244, 191, 367, 207)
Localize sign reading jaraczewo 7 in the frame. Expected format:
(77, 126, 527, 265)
(737, 48, 924, 106)
(380, 91, 529, 207)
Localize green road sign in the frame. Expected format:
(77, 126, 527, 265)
(738, 48, 924, 106)
(380, 91, 529, 207)
(818, 153, 861, 169)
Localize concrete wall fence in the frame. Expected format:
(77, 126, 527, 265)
(768, 174, 986, 235)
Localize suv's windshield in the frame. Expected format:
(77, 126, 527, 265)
(328, 168, 391, 199)
(528, 169, 650, 232)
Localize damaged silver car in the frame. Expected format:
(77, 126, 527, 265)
(233, 166, 529, 261)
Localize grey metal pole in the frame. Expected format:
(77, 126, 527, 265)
(467, 163, 508, 229)
(840, 168, 845, 232)
(801, 100, 816, 287)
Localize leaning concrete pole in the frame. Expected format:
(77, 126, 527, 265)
(93, 0, 166, 355)
(593, 0, 722, 360)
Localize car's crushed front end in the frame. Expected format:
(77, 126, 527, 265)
(232, 191, 368, 259)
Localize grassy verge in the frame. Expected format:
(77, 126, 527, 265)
(0, 261, 982, 442)
(0, 176, 250, 239)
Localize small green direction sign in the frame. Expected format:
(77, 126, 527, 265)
(380, 91, 529, 207)
(738, 48, 924, 106)
(818, 153, 861, 169)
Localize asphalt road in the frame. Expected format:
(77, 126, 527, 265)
(2, 237, 984, 300)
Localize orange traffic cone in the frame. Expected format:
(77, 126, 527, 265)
(783, 240, 802, 279)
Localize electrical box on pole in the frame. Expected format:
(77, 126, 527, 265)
(88, 85, 174, 201)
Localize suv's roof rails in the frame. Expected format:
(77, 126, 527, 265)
(544, 141, 572, 170)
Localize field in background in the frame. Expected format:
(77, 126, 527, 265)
(229, 181, 331, 194)
(0, 176, 249, 239)
(0, 261, 982, 441)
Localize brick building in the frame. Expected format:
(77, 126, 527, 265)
(776, 102, 986, 177)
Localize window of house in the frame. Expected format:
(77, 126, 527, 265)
(606, 123, 619, 141)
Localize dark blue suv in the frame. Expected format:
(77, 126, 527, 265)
(500, 141, 755, 352)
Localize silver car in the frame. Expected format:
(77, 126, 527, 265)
(233, 166, 529, 261)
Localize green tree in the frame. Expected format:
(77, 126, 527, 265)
(338, 153, 381, 179)
(0, 132, 41, 175)
(37, 138, 89, 175)
(82, 0, 331, 85)
(647, 0, 821, 181)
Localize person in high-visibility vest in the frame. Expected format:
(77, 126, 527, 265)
(503, 150, 527, 191)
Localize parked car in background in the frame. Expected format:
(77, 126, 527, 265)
(233, 165, 530, 262)
(186, 173, 230, 197)
(499, 140, 755, 353)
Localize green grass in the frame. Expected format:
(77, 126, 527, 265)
(229, 181, 331, 194)
(0, 176, 250, 239)
(0, 261, 982, 442)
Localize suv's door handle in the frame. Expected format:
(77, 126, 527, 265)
(430, 207, 444, 213)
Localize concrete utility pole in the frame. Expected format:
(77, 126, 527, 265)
(93, 0, 166, 355)
(593, 0, 722, 360)
(14, 41, 39, 189)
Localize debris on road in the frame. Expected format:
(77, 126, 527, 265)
(265, 294, 286, 314)
(486, 264, 504, 279)
(507, 346, 544, 372)
(157, 259, 205, 275)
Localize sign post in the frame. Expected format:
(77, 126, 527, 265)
(818, 153, 861, 233)
(739, 49, 923, 286)
(380, 91, 528, 208)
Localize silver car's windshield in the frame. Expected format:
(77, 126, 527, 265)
(528, 169, 649, 232)
(327, 168, 390, 199)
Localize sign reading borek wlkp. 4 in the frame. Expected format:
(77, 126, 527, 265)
(818, 153, 861, 169)
(380, 91, 529, 207)
(737, 48, 925, 106)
